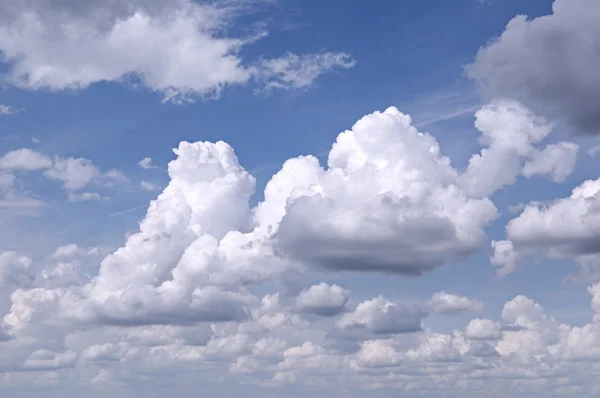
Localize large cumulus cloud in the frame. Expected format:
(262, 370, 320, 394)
(2, 102, 595, 397)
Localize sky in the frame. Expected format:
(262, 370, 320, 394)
(1, 0, 600, 396)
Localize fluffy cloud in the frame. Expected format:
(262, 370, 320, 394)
(0, 148, 128, 205)
(466, 0, 600, 134)
(43, 156, 100, 191)
(492, 178, 600, 280)
(140, 181, 160, 191)
(426, 292, 483, 315)
(0, 0, 354, 102)
(0, 104, 20, 116)
(459, 100, 578, 198)
(273, 106, 497, 275)
(295, 283, 349, 317)
(0, 149, 52, 171)
(337, 297, 426, 334)
(138, 157, 154, 170)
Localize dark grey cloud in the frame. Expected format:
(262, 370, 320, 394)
(466, 0, 600, 134)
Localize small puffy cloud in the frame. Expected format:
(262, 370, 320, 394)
(426, 292, 483, 315)
(273, 106, 498, 275)
(140, 180, 159, 191)
(466, 0, 600, 134)
(459, 100, 577, 198)
(0, 104, 20, 115)
(338, 296, 426, 335)
(492, 178, 600, 279)
(295, 283, 349, 317)
(138, 157, 154, 170)
(0, 148, 52, 170)
(43, 156, 99, 191)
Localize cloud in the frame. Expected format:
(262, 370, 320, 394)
(43, 156, 100, 191)
(426, 292, 484, 315)
(337, 297, 426, 335)
(492, 178, 600, 280)
(522, 141, 579, 182)
(0, 149, 52, 171)
(0, 251, 33, 289)
(67, 192, 105, 202)
(4, 102, 599, 396)
(257, 52, 355, 92)
(295, 283, 349, 317)
(138, 157, 155, 170)
(459, 100, 577, 198)
(140, 180, 160, 191)
(271, 107, 498, 275)
(0, 0, 354, 102)
(466, 0, 600, 134)
(464, 318, 502, 340)
(0, 104, 20, 115)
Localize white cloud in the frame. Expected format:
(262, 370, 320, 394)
(257, 52, 355, 91)
(464, 318, 502, 340)
(426, 292, 483, 315)
(140, 180, 159, 191)
(271, 106, 498, 275)
(67, 192, 105, 202)
(0, 0, 354, 102)
(338, 297, 426, 334)
(0, 104, 20, 115)
(138, 157, 154, 169)
(492, 178, 600, 279)
(0, 148, 52, 171)
(43, 156, 100, 191)
(295, 283, 349, 317)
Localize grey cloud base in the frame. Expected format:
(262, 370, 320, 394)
(466, 0, 600, 134)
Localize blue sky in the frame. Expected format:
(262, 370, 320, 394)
(1, 0, 600, 397)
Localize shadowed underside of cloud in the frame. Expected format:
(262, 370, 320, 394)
(466, 0, 600, 134)
(0, 0, 355, 102)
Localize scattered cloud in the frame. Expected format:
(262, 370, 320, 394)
(0, 148, 52, 171)
(0, 104, 20, 115)
(140, 180, 160, 191)
(138, 157, 155, 170)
